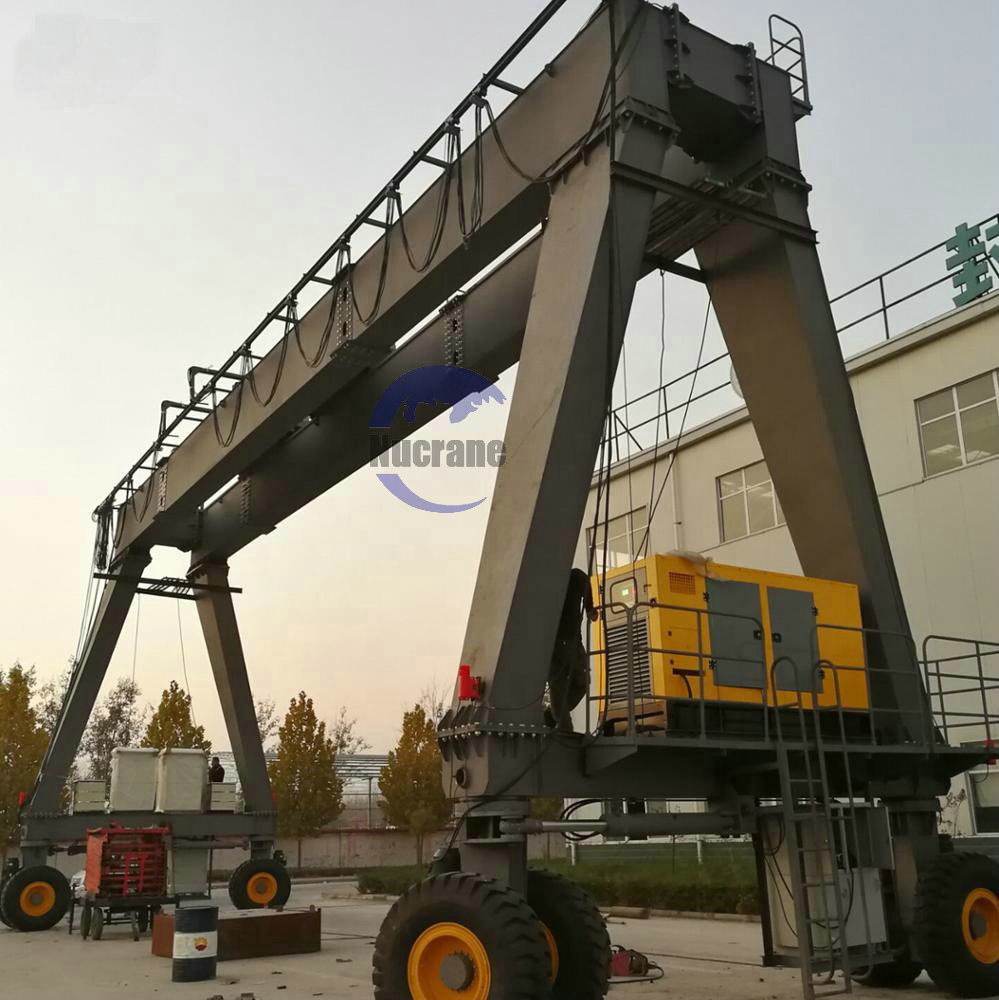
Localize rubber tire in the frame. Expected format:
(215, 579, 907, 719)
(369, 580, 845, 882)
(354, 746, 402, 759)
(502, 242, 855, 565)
(0, 878, 11, 929)
(372, 872, 551, 1000)
(854, 957, 922, 988)
(80, 901, 92, 940)
(228, 858, 292, 910)
(527, 870, 610, 999)
(136, 907, 150, 934)
(92, 905, 104, 941)
(0, 866, 70, 932)
(916, 851, 999, 997)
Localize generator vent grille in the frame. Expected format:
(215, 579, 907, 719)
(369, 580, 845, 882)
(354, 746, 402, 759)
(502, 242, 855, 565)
(605, 618, 652, 702)
(668, 571, 696, 595)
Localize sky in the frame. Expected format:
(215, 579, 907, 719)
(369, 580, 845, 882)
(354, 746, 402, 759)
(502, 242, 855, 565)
(1, 0, 996, 755)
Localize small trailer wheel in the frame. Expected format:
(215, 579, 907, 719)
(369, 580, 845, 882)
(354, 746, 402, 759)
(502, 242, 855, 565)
(228, 858, 291, 909)
(0, 866, 70, 932)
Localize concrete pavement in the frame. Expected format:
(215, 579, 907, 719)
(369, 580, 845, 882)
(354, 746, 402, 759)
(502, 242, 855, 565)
(0, 881, 949, 999)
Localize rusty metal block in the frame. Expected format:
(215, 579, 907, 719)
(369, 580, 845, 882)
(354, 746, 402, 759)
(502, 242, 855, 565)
(152, 908, 321, 961)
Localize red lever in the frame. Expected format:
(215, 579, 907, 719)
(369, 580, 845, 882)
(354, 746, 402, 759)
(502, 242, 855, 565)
(457, 664, 483, 701)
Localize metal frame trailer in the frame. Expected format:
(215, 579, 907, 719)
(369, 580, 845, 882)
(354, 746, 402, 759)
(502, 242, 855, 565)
(11, 2, 999, 997)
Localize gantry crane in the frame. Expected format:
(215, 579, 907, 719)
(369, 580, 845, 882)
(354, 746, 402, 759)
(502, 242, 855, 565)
(6, 3, 999, 999)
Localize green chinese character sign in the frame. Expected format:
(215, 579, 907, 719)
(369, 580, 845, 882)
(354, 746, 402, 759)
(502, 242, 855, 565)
(946, 220, 998, 307)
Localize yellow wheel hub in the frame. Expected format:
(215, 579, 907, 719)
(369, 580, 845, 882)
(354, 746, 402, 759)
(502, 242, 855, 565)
(963, 888, 999, 964)
(247, 872, 278, 905)
(19, 881, 56, 919)
(542, 922, 560, 982)
(407, 922, 491, 999)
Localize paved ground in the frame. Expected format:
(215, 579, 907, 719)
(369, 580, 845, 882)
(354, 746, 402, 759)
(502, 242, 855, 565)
(0, 881, 949, 1000)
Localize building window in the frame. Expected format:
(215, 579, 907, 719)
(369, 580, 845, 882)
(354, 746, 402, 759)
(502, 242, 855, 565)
(917, 371, 999, 477)
(717, 460, 785, 542)
(586, 507, 648, 572)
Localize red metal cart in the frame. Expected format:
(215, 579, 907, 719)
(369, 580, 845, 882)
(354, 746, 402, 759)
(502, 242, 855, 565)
(76, 825, 172, 941)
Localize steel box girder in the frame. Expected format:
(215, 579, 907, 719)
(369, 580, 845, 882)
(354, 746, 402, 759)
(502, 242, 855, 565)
(110, 0, 805, 562)
(111, 1, 641, 557)
(20, 811, 276, 847)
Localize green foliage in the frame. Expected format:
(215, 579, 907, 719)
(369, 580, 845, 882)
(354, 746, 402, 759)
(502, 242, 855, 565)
(539, 859, 759, 915)
(142, 681, 211, 753)
(0, 664, 50, 857)
(80, 676, 146, 782)
(268, 692, 345, 847)
(358, 859, 760, 916)
(529, 796, 565, 820)
(255, 698, 279, 753)
(34, 665, 73, 732)
(358, 865, 425, 895)
(379, 705, 450, 864)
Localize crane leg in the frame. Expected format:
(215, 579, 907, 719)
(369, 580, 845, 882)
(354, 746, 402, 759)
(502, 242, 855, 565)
(451, 127, 672, 888)
(191, 560, 275, 856)
(21, 547, 151, 865)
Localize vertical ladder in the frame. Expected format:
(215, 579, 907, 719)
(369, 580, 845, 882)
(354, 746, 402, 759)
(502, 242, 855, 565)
(773, 662, 853, 1000)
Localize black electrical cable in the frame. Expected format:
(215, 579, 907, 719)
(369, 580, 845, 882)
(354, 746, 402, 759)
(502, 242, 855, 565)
(345, 192, 396, 326)
(639, 271, 668, 559)
(246, 306, 292, 402)
(209, 375, 245, 448)
(395, 131, 457, 273)
(482, 1, 648, 188)
(635, 267, 715, 556)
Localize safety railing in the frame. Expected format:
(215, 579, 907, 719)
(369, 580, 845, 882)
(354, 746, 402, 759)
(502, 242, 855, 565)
(922, 634, 999, 747)
(582, 601, 999, 755)
(584, 599, 770, 742)
(766, 15, 809, 106)
(603, 210, 999, 461)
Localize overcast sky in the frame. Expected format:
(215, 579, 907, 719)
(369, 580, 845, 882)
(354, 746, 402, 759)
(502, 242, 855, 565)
(2, 0, 996, 754)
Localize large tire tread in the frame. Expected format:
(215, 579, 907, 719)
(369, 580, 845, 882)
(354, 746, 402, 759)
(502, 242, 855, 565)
(372, 872, 550, 999)
(527, 869, 610, 999)
(855, 956, 922, 988)
(915, 851, 999, 997)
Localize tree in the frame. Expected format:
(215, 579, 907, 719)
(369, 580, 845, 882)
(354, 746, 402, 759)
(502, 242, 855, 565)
(418, 680, 449, 724)
(142, 681, 211, 753)
(0, 664, 50, 862)
(330, 705, 369, 756)
(268, 692, 345, 867)
(379, 705, 451, 864)
(80, 677, 146, 783)
(35, 663, 73, 732)
(255, 698, 279, 753)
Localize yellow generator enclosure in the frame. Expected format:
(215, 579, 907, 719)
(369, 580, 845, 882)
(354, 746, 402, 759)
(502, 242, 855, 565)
(592, 554, 869, 730)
